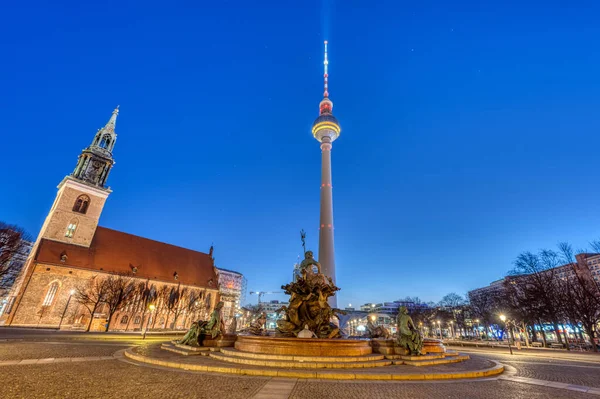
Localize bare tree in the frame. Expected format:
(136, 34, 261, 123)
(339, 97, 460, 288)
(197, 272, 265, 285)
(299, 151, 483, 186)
(468, 290, 501, 339)
(0, 222, 32, 296)
(73, 276, 109, 332)
(510, 250, 565, 345)
(123, 281, 148, 331)
(152, 285, 170, 329)
(183, 289, 204, 328)
(590, 240, 600, 254)
(438, 293, 465, 308)
(558, 275, 600, 351)
(165, 286, 188, 330)
(103, 274, 135, 332)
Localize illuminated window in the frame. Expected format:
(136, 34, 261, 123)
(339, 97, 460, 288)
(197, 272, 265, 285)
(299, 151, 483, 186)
(42, 282, 59, 307)
(65, 222, 77, 238)
(73, 195, 90, 214)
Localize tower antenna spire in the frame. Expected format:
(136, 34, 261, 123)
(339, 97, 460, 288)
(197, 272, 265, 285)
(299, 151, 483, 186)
(323, 40, 329, 98)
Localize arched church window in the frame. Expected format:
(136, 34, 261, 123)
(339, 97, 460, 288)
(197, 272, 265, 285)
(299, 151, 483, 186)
(120, 315, 129, 324)
(65, 220, 77, 238)
(99, 135, 111, 149)
(42, 282, 59, 307)
(73, 195, 90, 214)
(134, 315, 141, 324)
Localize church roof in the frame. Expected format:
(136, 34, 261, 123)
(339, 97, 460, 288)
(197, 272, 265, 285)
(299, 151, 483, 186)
(35, 226, 218, 288)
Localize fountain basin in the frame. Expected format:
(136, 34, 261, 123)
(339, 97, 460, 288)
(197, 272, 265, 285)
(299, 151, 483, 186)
(235, 335, 372, 356)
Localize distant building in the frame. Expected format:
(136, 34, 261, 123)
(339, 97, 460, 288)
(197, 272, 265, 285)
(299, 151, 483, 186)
(359, 300, 430, 316)
(468, 252, 600, 302)
(360, 303, 376, 312)
(259, 300, 288, 329)
(217, 268, 246, 323)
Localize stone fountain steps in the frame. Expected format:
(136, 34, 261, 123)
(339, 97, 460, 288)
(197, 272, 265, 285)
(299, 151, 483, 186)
(209, 349, 392, 369)
(394, 355, 470, 367)
(219, 347, 385, 363)
(161, 343, 214, 356)
(385, 353, 446, 361)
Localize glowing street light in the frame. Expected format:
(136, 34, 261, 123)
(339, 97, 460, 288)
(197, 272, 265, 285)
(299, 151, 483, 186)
(499, 314, 513, 355)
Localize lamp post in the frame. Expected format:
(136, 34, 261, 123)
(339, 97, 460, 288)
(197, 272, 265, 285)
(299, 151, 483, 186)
(57, 289, 76, 330)
(500, 314, 513, 355)
(437, 320, 442, 340)
(475, 319, 480, 340)
(449, 321, 454, 339)
(143, 304, 156, 340)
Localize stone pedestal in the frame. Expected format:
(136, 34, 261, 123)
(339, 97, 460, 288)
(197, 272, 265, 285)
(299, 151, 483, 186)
(202, 334, 237, 348)
(422, 338, 445, 353)
(370, 338, 446, 355)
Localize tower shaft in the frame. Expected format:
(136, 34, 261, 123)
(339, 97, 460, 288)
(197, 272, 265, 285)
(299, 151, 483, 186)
(318, 139, 336, 307)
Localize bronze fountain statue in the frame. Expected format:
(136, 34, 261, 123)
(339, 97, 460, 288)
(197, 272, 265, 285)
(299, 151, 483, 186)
(241, 311, 267, 335)
(179, 301, 225, 346)
(276, 250, 345, 338)
(365, 320, 391, 339)
(396, 306, 424, 355)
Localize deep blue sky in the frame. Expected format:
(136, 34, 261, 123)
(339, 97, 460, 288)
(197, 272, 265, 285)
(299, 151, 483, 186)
(2, 1, 600, 307)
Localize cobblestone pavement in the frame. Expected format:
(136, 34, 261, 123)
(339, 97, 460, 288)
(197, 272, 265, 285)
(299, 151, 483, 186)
(0, 341, 129, 360)
(0, 359, 268, 399)
(462, 350, 600, 389)
(1, 336, 600, 398)
(290, 380, 590, 399)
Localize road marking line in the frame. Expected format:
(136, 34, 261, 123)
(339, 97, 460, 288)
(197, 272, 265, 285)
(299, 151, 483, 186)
(499, 374, 600, 395)
(0, 356, 115, 366)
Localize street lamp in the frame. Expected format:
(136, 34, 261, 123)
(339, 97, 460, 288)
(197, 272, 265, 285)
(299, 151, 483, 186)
(58, 289, 76, 330)
(475, 319, 480, 340)
(143, 304, 156, 340)
(436, 320, 442, 340)
(500, 314, 513, 355)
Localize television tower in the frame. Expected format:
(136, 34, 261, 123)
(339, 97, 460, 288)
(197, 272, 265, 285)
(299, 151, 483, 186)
(311, 41, 341, 307)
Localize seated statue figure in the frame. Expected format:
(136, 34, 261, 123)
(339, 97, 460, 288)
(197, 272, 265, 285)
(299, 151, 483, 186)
(244, 312, 267, 335)
(396, 306, 423, 355)
(179, 301, 225, 346)
(365, 320, 391, 339)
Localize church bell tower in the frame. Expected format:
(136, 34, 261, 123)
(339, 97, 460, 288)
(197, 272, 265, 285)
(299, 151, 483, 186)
(36, 107, 119, 248)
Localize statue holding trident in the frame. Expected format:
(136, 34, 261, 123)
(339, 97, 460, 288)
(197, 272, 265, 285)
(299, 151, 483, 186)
(276, 231, 342, 338)
(396, 306, 424, 355)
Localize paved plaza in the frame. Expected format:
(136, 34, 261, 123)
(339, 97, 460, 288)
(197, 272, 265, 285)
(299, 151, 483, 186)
(1, 329, 600, 398)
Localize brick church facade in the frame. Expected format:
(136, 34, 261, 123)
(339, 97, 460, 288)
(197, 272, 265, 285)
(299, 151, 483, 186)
(1, 108, 222, 331)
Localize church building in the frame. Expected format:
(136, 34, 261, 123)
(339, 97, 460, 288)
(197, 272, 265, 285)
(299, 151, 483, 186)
(1, 108, 229, 332)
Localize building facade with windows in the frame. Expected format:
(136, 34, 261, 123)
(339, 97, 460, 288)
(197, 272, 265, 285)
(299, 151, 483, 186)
(217, 268, 246, 325)
(468, 252, 600, 304)
(1, 108, 221, 331)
